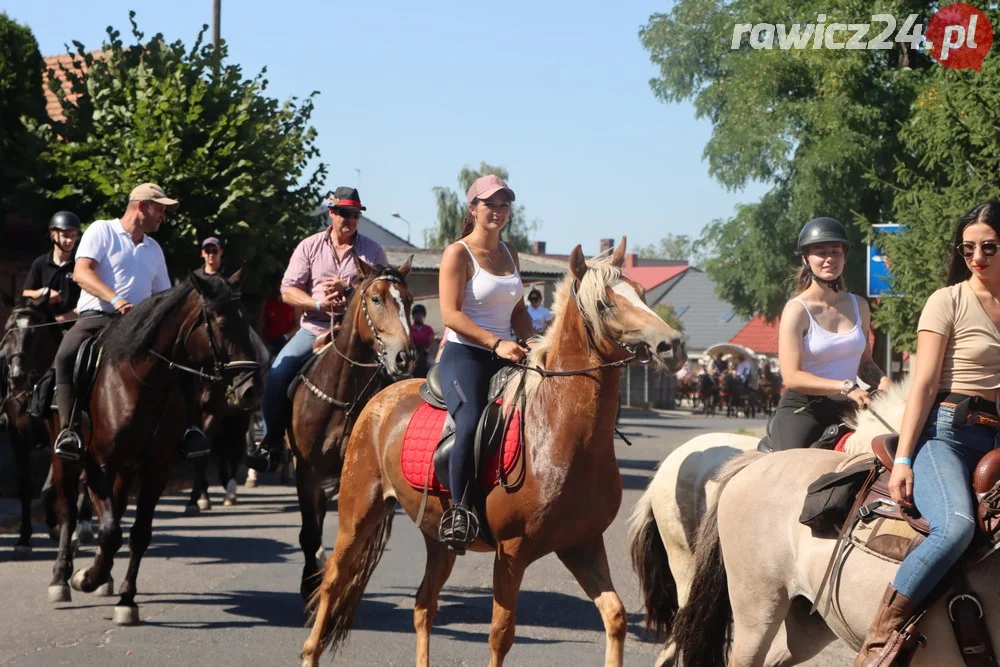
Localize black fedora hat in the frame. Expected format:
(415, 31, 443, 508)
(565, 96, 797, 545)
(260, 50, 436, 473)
(326, 186, 366, 211)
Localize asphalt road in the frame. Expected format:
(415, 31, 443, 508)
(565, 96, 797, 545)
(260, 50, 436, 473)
(0, 410, 853, 666)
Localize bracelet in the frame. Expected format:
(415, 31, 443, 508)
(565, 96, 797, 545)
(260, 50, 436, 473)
(110, 295, 123, 307)
(316, 300, 323, 312)
(491, 338, 503, 355)
(893, 457, 913, 467)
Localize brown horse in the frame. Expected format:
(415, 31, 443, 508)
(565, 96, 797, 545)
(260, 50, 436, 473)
(47, 269, 263, 625)
(288, 257, 416, 601)
(299, 238, 686, 667)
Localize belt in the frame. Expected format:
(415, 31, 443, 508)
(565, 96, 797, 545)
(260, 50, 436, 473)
(935, 392, 999, 428)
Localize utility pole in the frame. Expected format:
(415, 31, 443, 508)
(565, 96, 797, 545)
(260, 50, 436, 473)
(212, 0, 221, 47)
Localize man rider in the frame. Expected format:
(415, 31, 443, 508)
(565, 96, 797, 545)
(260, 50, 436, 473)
(195, 236, 228, 279)
(52, 183, 208, 462)
(246, 187, 387, 472)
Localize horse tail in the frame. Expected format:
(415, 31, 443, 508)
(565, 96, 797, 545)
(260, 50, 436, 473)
(671, 450, 762, 667)
(628, 480, 677, 640)
(306, 498, 396, 657)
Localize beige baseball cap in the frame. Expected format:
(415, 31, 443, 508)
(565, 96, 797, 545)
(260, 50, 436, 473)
(128, 183, 179, 211)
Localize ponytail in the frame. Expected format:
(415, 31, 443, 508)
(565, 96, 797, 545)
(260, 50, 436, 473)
(458, 210, 475, 240)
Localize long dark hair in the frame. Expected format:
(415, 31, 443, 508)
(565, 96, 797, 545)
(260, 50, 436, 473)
(947, 202, 1000, 285)
(458, 210, 476, 239)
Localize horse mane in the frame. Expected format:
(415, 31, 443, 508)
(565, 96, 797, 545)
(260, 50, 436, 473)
(505, 251, 623, 405)
(842, 373, 913, 456)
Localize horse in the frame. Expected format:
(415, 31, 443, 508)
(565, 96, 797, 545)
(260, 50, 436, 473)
(760, 365, 783, 415)
(698, 372, 719, 417)
(722, 372, 747, 418)
(287, 257, 416, 601)
(627, 378, 910, 666)
(667, 390, 990, 666)
(298, 238, 686, 667)
(46, 269, 263, 626)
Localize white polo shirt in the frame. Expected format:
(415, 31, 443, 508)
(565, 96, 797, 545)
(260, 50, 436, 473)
(76, 218, 171, 313)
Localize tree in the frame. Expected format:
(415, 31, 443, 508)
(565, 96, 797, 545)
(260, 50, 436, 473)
(29, 13, 325, 297)
(635, 233, 704, 265)
(424, 162, 538, 251)
(640, 0, 934, 317)
(0, 13, 51, 231)
(654, 303, 684, 332)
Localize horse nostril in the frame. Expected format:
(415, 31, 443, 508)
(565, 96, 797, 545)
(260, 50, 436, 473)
(671, 337, 683, 349)
(656, 341, 670, 355)
(396, 351, 409, 368)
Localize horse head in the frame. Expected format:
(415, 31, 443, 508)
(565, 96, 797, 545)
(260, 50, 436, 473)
(568, 237, 686, 372)
(349, 254, 416, 379)
(187, 267, 264, 411)
(2, 293, 58, 394)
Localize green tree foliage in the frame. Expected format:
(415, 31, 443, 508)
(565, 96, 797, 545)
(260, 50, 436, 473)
(654, 303, 684, 332)
(640, 1, 934, 317)
(424, 162, 538, 251)
(29, 13, 325, 296)
(635, 233, 709, 266)
(0, 13, 51, 228)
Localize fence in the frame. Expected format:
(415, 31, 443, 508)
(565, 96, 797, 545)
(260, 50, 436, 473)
(619, 365, 676, 410)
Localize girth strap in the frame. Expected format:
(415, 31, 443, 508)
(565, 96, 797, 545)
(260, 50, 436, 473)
(948, 570, 998, 666)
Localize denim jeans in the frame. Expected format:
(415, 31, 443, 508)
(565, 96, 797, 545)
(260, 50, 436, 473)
(261, 327, 316, 441)
(892, 403, 997, 604)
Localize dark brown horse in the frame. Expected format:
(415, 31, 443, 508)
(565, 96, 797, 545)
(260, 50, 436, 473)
(300, 238, 686, 667)
(287, 257, 416, 600)
(47, 269, 263, 625)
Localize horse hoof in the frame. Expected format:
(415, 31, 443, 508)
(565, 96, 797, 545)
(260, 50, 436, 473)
(183, 503, 200, 516)
(13, 544, 32, 560)
(113, 605, 140, 625)
(69, 569, 88, 592)
(224, 480, 238, 505)
(197, 497, 212, 511)
(48, 584, 71, 603)
(245, 476, 257, 488)
(95, 576, 115, 597)
(77, 520, 95, 544)
(223, 496, 236, 506)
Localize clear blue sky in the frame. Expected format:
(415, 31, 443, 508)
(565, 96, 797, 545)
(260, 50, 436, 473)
(7, 0, 768, 255)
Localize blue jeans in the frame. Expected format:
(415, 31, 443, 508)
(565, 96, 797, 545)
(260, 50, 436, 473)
(892, 404, 997, 604)
(261, 327, 316, 442)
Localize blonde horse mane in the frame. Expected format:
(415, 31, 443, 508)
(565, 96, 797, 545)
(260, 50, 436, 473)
(504, 252, 624, 406)
(841, 374, 913, 456)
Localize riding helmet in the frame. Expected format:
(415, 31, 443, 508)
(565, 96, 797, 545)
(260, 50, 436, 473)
(796, 217, 849, 253)
(49, 211, 82, 232)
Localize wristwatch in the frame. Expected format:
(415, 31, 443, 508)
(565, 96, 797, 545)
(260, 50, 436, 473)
(840, 379, 856, 395)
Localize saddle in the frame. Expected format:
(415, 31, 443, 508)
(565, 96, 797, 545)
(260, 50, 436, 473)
(286, 349, 322, 401)
(73, 335, 102, 402)
(756, 416, 852, 453)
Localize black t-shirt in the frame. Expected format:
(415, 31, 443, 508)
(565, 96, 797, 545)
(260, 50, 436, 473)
(193, 265, 230, 280)
(23, 251, 79, 315)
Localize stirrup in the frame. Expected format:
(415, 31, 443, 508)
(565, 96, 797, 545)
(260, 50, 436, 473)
(245, 440, 277, 473)
(181, 427, 211, 460)
(54, 428, 83, 462)
(438, 505, 480, 554)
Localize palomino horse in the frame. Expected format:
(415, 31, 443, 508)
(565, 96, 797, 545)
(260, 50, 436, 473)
(287, 257, 416, 601)
(299, 238, 686, 667)
(669, 394, 989, 665)
(47, 270, 263, 625)
(627, 378, 910, 665)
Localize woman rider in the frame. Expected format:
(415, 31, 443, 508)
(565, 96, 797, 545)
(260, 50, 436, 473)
(770, 217, 890, 450)
(436, 174, 533, 553)
(856, 202, 1000, 665)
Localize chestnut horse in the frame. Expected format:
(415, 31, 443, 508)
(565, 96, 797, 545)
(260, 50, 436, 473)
(47, 270, 263, 625)
(287, 257, 416, 601)
(299, 238, 686, 667)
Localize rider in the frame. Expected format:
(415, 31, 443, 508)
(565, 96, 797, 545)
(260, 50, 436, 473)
(195, 236, 229, 279)
(856, 202, 1000, 665)
(525, 287, 553, 334)
(437, 174, 533, 553)
(51, 184, 212, 462)
(769, 217, 890, 451)
(246, 187, 387, 472)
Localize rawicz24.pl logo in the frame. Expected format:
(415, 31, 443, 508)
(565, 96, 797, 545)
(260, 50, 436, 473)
(731, 3, 993, 70)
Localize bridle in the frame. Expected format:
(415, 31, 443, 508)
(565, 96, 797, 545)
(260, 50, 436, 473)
(328, 273, 408, 372)
(1, 306, 60, 406)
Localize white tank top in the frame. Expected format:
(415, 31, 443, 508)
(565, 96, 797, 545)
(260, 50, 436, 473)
(446, 241, 524, 349)
(794, 294, 867, 382)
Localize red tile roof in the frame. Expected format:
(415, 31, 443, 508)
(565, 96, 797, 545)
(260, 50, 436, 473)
(623, 265, 688, 291)
(729, 315, 780, 355)
(42, 52, 99, 122)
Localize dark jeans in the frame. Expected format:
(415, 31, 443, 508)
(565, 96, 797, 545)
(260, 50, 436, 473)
(769, 389, 854, 451)
(53, 312, 114, 425)
(437, 342, 506, 505)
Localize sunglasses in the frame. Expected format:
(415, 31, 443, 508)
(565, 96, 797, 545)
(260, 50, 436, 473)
(957, 241, 1000, 258)
(203, 247, 219, 255)
(334, 208, 361, 220)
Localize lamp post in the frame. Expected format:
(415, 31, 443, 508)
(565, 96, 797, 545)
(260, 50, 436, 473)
(391, 212, 411, 243)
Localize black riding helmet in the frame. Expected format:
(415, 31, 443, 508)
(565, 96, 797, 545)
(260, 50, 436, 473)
(797, 217, 850, 291)
(49, 211, 82, 232)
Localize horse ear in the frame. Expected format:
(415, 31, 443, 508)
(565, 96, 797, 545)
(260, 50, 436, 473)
(569, 245, 588, 281)
(188, 270, 211, 295)
(353, 253, 375, 279)
(398, 255, 413, 278)
(27, 290, 50, 309)
(611, 236, 627, 267)
(227, 266, 245, 289)
(0, 290, 12, 308)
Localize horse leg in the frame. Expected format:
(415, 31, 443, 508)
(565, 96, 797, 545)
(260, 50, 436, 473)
(70, 461, 127, 597)
(488, 547, 528, 667)
(295, 463, 326, 602)
(12, 429, 34, 558)
(221, 432, 239, 506)
(414, 533, 457, 667)
(47, 456, 81, 602)
(557, 539, 628, 667)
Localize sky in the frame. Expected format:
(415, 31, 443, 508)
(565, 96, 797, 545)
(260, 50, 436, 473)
(6, 0, 769, 255)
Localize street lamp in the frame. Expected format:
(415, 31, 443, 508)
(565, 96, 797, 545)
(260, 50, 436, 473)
(391, 211, 411, 243)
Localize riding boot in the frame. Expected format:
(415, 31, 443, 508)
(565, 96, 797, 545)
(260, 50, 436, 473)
(53, 383, 83, 462)
(180, 427, 211, 460)
(855, 584, 917, 667)
(246, 432, 280, 473)
(438, 503, 480, 555)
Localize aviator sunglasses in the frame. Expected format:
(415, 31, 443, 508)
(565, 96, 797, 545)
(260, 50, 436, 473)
(957, 241, 1000, 258)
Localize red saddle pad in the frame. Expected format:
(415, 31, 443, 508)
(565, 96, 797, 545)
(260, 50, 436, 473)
(400, 401, 521, 494)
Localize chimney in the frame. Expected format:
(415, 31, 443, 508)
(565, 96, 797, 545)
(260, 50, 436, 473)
(532, 240, 547, 255)
(599, 238, 614, 255)
(625, 253, 637, 268)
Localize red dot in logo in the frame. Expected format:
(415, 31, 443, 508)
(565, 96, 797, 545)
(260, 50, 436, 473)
(926, 3, 993, 71)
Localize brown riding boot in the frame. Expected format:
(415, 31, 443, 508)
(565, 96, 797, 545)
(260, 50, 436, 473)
(855, 584, 917, 667)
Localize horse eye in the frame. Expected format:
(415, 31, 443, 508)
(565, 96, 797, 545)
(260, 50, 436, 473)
(371, 296, 381, 306)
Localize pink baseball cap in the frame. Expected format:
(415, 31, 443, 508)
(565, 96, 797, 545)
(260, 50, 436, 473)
(466, 174, 516, 205)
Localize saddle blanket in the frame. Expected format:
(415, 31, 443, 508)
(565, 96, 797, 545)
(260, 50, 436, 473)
(400, 401, 521, 494)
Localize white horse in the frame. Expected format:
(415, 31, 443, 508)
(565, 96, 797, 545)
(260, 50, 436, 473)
(628, 378, 911, 665)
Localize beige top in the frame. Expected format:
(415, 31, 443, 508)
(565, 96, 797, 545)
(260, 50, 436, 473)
(918, 282, 1000, 393)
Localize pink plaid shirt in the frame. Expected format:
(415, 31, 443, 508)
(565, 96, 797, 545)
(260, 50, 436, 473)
(281, 229, 387, 335)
